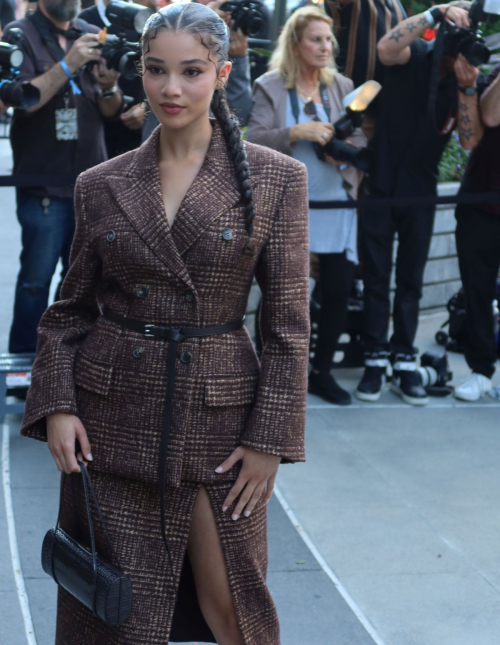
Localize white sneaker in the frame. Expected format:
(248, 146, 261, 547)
(455, 373, 492, 401)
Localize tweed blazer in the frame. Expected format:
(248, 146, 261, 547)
(20, 120, 311, 487)
(246, 69, 367, 200)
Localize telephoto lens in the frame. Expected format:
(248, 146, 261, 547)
(0, 41, 24, 70)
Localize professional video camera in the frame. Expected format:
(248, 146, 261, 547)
(94, 0, 153, 79)
(313, 80, 381, 172)
(443, 0, 500, 66)
(220, 0, 265, 37)
(0, 28, 40, 109)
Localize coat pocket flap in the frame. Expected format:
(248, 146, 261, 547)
(74, 351, 114, 396)
(204, 372, 259, 407)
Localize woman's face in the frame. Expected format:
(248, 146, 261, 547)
(294, 20, 333, 71)
(142, 30, 231, 130)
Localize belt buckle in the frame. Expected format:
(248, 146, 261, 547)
(144, 324, 157, 338)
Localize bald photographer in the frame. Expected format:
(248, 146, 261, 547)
(2, 0, 123, 354)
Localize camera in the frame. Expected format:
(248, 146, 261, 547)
(314, 81, 381, 172)
(417, 352, 453, 395)
(220, 0, 265, 37)
(93, 1, 153, 79)
(443, 0, 500, 66)
(0, 28, 40, 109)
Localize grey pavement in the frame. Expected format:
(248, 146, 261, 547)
(0, 135, 499, 645)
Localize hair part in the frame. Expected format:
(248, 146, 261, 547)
(269, 6, 338, 90)
(141, 3, 255, 247)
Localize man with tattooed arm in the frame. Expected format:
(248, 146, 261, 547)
(356, 2, 484, 406)
(454, 63, 500, 401)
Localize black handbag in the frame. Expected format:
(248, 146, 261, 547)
(41, 461, 133, 626)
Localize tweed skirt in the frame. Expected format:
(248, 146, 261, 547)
(54, 469, 280, 644)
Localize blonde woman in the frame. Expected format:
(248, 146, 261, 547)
(247, 6, 366, 405)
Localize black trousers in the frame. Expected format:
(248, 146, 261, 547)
(311, 251, 355, 372)
(456, 205, 500, 378)
(360, 192, 435, 355)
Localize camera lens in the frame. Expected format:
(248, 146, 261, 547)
(10, 48, 24, 69)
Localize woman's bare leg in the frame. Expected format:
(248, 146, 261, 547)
(186, 485, 245, 645)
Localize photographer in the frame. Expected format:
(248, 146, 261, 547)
(355, 2, 484, 406)
(247, 7, 367, 405)
(454, 63, 500, 401)
(79, 0, 148, 157)
(3, 0, 123, 354)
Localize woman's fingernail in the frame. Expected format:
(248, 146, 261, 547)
(215, 466, 223, 473)
(87, 454, 93, 461)
(232, 514, 239, 521)
(222, 506, 228, 512)
(244, 510, 251, 517)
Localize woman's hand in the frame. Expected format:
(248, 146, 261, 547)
(46, 412, 93, 474)
(215, 446, 281, 519)
(290, 121, 334, 145)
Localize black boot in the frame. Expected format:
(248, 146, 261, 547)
(391, 353, 428, 406)
(308, 369, 351, 406)
(356, 351, 389, 402)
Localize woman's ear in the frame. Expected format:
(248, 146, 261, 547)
(217, 60, 233, 88)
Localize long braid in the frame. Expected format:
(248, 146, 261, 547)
(211, 88, 255, 248)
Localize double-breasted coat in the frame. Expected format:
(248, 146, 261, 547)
(21, 119, 311, 644)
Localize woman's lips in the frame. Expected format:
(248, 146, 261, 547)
(160, 103, 185, 114)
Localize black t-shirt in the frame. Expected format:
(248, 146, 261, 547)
(459, 64, 500, 214)
(369, 39, 458, 196)
(3, 10, 108, 199)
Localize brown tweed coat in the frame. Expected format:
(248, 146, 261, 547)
(21, 119, 311, 644)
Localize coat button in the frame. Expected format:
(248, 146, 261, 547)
(106, 230, 116, 243)
(222, 228, 234, 241)
(136, 286, 149, 299)
(180, 350, 192, 364)
(133, 347, 143, 359)
(185, 290, 195, 303)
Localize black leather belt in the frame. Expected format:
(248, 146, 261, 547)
(102, 306, 245, 571)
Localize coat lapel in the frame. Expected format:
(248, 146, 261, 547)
(105, 121, 250, 290)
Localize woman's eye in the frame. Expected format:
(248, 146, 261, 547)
(145, 66, 163, 75)
(184, 68, 202, 77)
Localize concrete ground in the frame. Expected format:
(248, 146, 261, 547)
(0, 136, 499, 645)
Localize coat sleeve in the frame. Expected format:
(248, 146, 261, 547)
(246, 82, 293, 156)
(20, 174, 102, 441)
(240, 161, 310, 463)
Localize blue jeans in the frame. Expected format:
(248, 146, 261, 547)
(9, 190, 76, 353)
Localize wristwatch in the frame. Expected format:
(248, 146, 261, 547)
(459, 86, 477, 96)
(423, 6, 444, 27)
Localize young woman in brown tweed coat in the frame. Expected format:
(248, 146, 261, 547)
(20, 4, 310, 644)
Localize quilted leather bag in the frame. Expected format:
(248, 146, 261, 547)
(41, 461, 133, 626)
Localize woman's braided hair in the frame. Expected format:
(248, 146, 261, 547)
(141, 3, 256, 247)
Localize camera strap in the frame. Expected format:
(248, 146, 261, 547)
(289, 83, 332, 124)
(427, 21, 458, 135)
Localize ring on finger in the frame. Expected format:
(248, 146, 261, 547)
(322, 132, 328, 140)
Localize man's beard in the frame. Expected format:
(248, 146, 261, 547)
(44, 0, 81, 22)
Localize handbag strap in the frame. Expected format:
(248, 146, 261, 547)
(54, 462, 123, 616)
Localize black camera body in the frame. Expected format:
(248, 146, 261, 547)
(220, 0, 265, 37)
(92, 0, 151, 79)
(0, 28, 40, 109)
(443, 0, 499, 66)
(99, 35, 141, 80)
(444, 24, 490, 66)
(313, 109, 372, 172)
